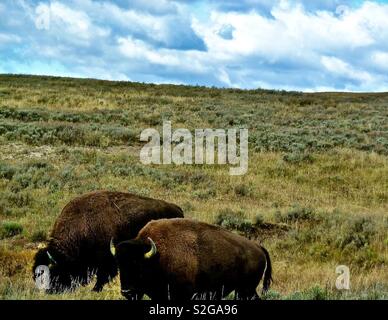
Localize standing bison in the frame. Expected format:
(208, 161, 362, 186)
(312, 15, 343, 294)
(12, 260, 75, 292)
(32, 191, 184, 293)
(111, 218, 272, 301)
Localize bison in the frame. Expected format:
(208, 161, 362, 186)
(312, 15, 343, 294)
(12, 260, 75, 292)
(32, 191, 184, 293)
(111, 218, 272, 301)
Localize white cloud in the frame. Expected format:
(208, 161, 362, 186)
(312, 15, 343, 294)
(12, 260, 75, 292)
(89, 2, 168, 42)
(35, 2, 110, 44)
(192, 1, 388, 62)
(0, 33, 21, 45)
(321, 56, 373, 83)
(371, 51, 388, 71)
(217, 68, 232, 86)
(189, 1, 388, 90)
(2, 0, 388, 91)
(117, 37, 209, 74)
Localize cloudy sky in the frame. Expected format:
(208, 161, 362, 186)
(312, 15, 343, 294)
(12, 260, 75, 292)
(1, 0, 388, 91)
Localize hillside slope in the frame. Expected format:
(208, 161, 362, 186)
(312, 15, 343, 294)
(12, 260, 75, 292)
(0, 75, 387, 300)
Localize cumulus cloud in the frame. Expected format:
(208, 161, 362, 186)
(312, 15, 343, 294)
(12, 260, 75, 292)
(372, 51, 388, 71)
(189, 1, 388, 90)
(0, 0, 388, 91)
(321, 56, 373, 83)
(36, 2, 110, 42)
(0, 33, 21, 46)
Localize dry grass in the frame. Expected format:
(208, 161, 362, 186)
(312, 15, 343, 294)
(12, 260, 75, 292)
(0, 75, 387, 300)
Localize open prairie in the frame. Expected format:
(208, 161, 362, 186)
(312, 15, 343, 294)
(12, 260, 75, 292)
(0, 74, 387, 300)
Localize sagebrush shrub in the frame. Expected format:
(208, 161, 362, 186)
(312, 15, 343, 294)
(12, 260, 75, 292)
(0, 222, 23, 239)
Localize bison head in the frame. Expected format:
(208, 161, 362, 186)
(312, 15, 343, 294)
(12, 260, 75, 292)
(110, 237, 157, 300)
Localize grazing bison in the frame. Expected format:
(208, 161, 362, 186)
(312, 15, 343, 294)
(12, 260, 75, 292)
(32, 191, 184, 293)
(111, 218, 272, 301)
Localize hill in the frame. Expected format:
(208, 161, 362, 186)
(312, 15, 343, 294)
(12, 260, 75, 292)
(0, 74, 387, 299)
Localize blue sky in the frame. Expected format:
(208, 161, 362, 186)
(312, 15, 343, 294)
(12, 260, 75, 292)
(1, 0, 388, 91)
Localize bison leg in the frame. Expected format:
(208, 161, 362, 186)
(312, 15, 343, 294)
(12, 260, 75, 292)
(92, 263, 118, 292)
(121, 290, 144, 301)
(148, 287, 170, 301)
(234, 288, 260, 301)
(148, 284, 184, 301)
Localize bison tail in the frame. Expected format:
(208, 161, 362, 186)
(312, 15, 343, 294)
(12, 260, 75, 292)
(261, 246, 273, 294)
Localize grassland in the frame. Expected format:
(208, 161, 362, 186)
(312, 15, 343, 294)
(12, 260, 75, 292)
(0, 74, 387, 300)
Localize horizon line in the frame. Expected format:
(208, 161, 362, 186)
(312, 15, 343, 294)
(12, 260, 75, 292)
(1, 73, 387, 95)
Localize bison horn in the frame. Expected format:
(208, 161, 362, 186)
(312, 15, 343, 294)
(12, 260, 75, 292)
(110, 238, 116, 256)
(46, 251, 57, 265)
(144, 237, 157, 259)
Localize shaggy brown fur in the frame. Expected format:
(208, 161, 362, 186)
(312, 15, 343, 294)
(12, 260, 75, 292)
(32, 191, 184, 293)
(114, 218, 272, 301)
